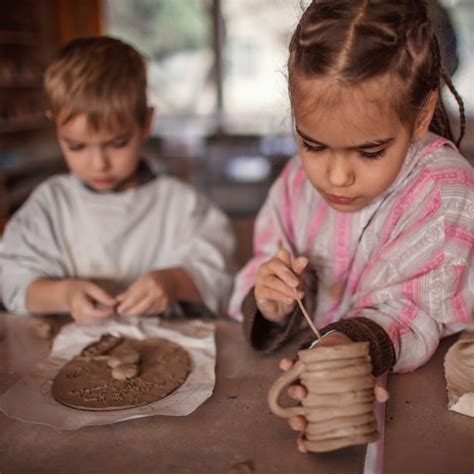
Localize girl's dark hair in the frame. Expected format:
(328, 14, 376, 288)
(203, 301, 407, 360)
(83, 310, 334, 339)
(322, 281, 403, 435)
(289, 0, 465, 147)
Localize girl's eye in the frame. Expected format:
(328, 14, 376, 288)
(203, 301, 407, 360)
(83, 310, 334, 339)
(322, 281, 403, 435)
(302, 141, 326, 154)
(67, 144, 85, 152)
(359, 149, 386, 160)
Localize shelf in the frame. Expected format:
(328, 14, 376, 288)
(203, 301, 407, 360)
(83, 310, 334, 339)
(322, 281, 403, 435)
(0, 81, 42, 89)
(0, 117, 48, 134)
(1, 154, 63, 179)
(0, 30, 39, 46)
(3, 156, 66, 212)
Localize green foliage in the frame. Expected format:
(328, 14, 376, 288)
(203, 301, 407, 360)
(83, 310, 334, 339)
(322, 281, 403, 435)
(106, 0, 210, 59)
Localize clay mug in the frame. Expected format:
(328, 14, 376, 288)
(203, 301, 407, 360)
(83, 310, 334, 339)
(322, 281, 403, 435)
(268, 341, 379, 452)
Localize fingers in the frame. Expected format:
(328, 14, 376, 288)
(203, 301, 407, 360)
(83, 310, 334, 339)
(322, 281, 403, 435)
(256, 252, 306, 304)
(374, 384, 390, 403)
(256, 285, 297, 306)
(263, 258, 300, 289)
(71, 295, 114, 324)
(116, 290, 143, 315)
(116, 283, 148, 315)
(289, 415, 308, 432)
(292, 256, 309, 276)
(288, 384, 307, 401)
(115, 293, 125, 304)
(267, 275, 302, 300)
(85, 283, 115, 307)
(276, 248, 291, 265)
(122, 294, 167, 316)
(116, 279, 168, 316)
(279, 358, 295, 371)
(255, 250, 308, 322)
(297, 433, 308, 454)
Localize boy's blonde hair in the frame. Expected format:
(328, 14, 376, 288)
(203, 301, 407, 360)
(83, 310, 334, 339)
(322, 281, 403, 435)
(44, 36, 148, 130)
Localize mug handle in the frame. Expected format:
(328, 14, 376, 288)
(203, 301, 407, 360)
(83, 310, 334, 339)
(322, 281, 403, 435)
(267, 360, 305, 418)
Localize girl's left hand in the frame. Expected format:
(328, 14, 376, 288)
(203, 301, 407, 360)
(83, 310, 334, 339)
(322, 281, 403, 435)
(115, 270, 175, 316)
(280, 331, 390, 453)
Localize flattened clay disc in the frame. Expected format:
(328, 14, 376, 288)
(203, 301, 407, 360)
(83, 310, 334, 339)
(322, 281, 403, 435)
(52, 336, 191, 411)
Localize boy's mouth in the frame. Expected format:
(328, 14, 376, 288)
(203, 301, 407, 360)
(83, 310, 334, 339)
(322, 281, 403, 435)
(92, 176, 113, 182)
(90, 177, 115, 187)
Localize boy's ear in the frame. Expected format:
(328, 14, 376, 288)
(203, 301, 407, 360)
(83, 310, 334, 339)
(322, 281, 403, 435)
(45, 110, 53, 121)
(412, 90, 438, 142)
(142, 107, 154, 139)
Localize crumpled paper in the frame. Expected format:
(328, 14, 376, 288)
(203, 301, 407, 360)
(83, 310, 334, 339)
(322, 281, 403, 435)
(0, 317, 216, 429)
(444, 331, 474, 418)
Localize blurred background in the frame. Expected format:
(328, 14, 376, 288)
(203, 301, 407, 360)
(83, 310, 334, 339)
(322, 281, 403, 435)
(1, 0, 473, 228)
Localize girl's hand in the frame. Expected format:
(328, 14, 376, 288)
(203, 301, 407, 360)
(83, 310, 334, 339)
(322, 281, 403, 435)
(65, 280, 116, 324)
(255, 249, 308, 322)
(116, 270, 175, 317)
(280, 331, 390, 453)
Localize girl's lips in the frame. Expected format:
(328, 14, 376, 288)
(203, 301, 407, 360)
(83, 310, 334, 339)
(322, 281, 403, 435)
(325, 193, 357, 205)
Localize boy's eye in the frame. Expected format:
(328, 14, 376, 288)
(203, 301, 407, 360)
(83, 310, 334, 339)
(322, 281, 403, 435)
(302, 141, 326, 154)
(359, 149, 386, 160)
(110, 139, 129, 148)
(67, 143, 85, 151)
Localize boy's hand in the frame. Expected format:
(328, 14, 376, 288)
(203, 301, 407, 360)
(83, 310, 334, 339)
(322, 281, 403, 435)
(115, 270, 175, 317)
(255, 249, 308, 322)
(280, 331, 390, 453)
(65, 280, 116, 324)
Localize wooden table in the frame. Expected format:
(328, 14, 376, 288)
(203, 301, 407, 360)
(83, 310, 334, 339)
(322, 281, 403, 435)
(0, 313, 472, 474)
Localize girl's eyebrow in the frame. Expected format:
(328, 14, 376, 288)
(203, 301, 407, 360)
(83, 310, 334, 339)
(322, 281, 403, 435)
(295, 127, 394, 150)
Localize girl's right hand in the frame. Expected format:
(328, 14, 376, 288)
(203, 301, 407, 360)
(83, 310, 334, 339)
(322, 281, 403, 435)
(255, 249, 308, 322)
(65, 280, 116, 324)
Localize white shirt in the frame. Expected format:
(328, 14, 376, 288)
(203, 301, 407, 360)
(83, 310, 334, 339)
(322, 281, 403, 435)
(2, 173, 236, 315)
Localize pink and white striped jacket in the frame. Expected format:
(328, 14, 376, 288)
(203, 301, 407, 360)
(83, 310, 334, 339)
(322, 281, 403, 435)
(229, 132, 473, 372)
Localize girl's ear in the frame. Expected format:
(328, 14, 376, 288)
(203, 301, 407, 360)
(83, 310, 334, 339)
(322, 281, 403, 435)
(412, 90, 438, 142)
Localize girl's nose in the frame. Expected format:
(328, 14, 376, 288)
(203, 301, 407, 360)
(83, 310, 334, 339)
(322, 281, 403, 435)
(327, 155, 355, 187)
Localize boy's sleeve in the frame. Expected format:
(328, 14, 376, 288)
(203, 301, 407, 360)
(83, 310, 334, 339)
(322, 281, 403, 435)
(166, 189, 236, 316)
(1, 191, 67, 314)
(325, 178, 473, 373)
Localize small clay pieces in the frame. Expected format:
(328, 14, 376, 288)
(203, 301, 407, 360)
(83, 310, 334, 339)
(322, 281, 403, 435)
(444, 332, 474, 408)
(52, 335, 191, 411)
(106, 349, 140, 368)
(268, 341, 379, 452)
(27, 318, 53, 339)
(111, 363, 139, 381)
(81, 334, 123, 358)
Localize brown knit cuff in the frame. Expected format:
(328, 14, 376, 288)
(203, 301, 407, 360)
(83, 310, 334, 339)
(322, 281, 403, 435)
(315, 317, 396, 376)
(241, 287, 302, 353)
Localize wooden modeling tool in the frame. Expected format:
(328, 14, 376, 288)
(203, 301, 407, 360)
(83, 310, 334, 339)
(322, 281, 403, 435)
(293, 287, 322, 341)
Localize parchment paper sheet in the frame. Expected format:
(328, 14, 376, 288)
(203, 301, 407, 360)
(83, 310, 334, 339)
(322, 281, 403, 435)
(0, 317, 216, 429)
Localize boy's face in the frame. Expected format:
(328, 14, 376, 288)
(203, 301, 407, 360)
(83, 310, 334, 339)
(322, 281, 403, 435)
(292, 75, 422, 213)
(56, 112, 151, 192)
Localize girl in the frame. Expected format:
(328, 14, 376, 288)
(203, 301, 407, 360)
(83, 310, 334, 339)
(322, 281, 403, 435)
(229, 0, 473, 451)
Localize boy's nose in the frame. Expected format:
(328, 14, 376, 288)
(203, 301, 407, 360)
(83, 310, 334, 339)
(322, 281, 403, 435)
(91, 148, 110, 171)
(327, 155, 355, 187)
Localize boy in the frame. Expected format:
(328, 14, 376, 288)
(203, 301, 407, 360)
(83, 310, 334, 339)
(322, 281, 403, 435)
(1, 36, 235, 323)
